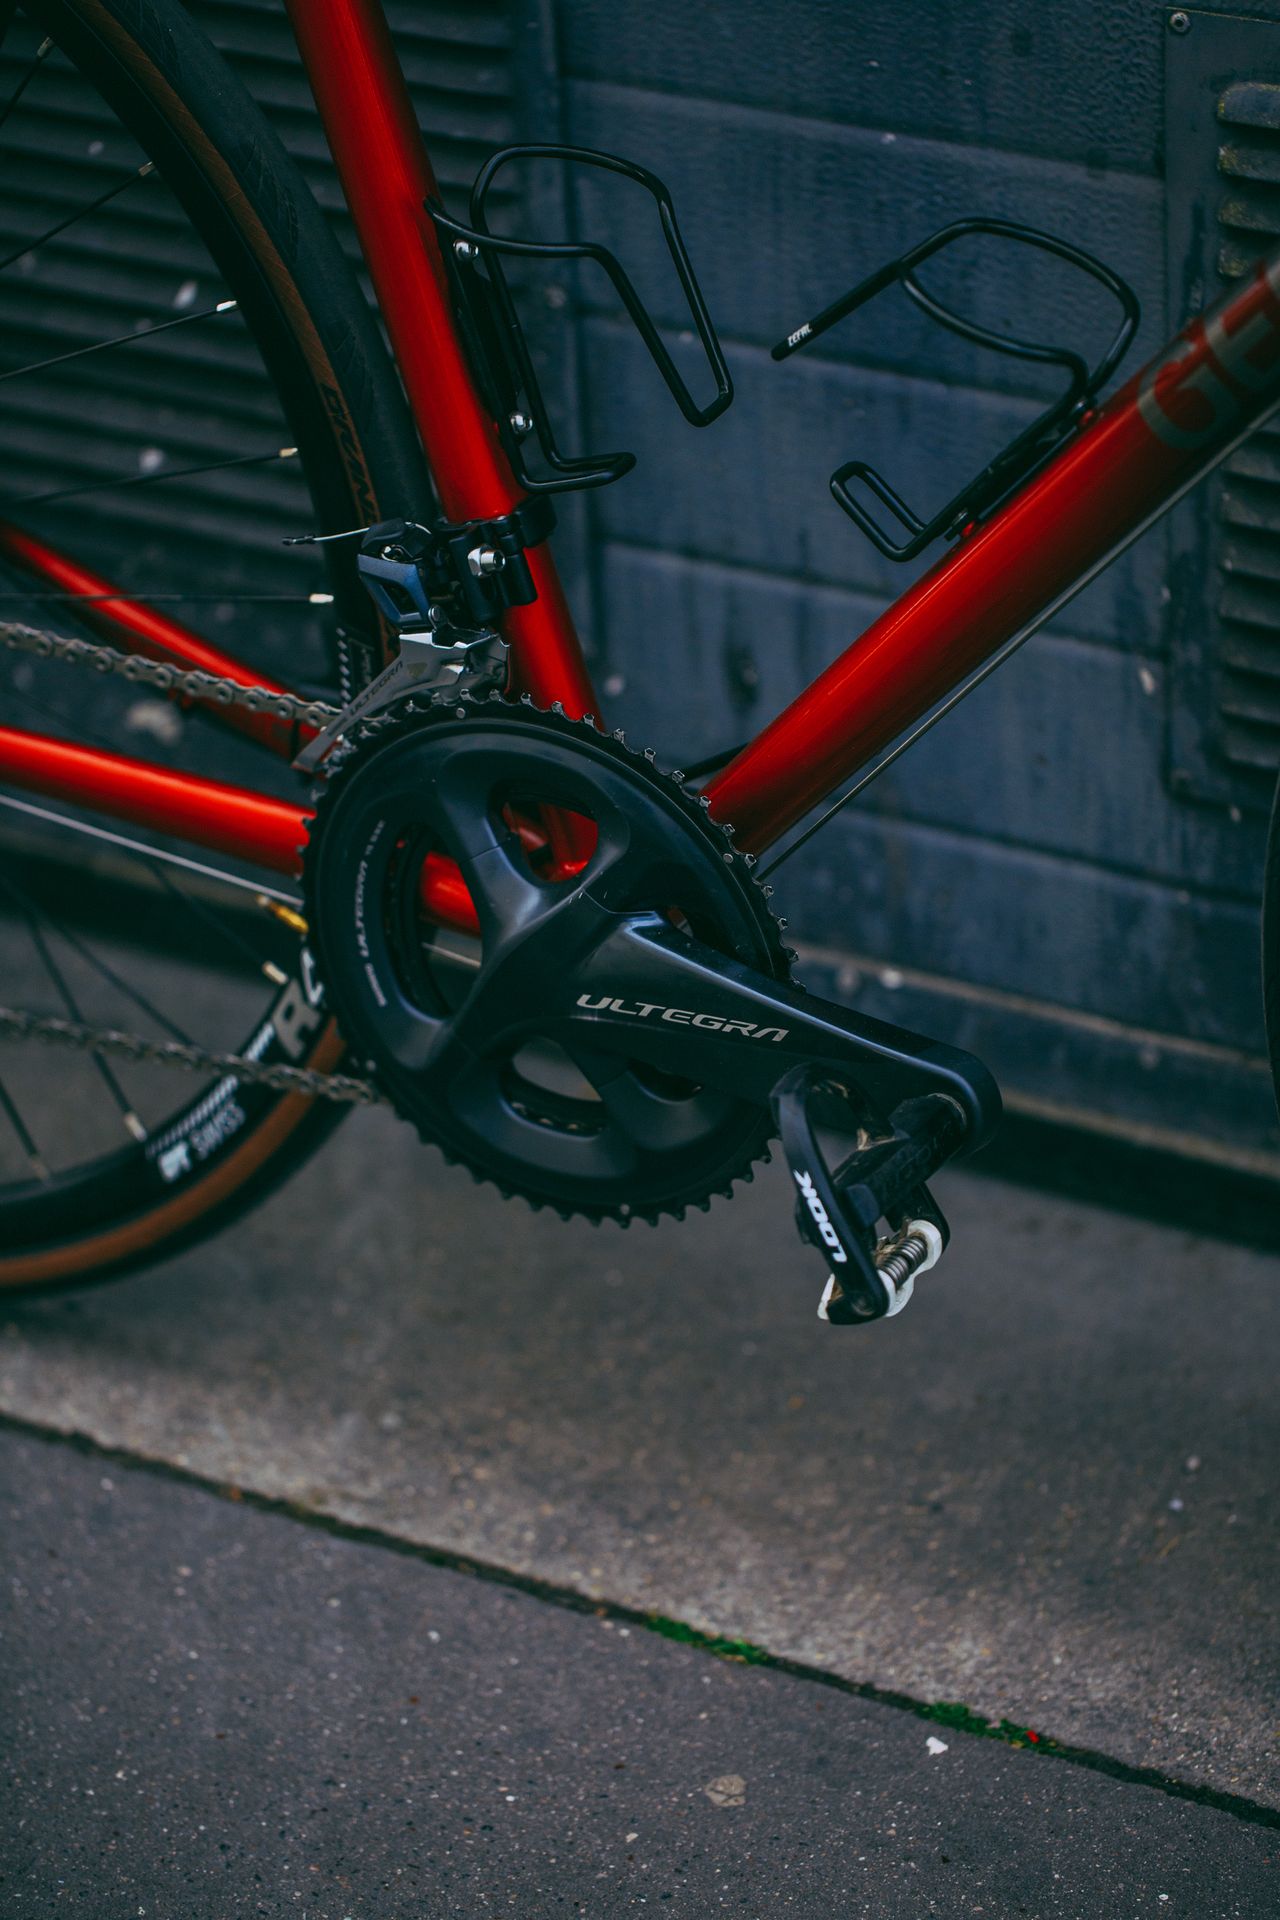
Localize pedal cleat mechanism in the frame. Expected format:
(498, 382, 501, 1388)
(817, 1217, 943, 1322)
(772, 1065, 966, 1325)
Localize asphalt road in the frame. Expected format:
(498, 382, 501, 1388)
(2, 1104, 1277, 1813)
(3, 1425, 1276, 1919)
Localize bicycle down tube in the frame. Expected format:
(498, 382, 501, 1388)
(3, 0, 1280, 895)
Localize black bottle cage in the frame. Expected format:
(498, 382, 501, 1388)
(429, 144, 733, 494)
(772, 217, 1141, 561)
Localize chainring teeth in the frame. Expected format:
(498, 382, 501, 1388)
(302, 686, 791, 1225)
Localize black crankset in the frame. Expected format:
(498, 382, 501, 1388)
(304, 692, 790, 1221)
(303, 694, 1000, 1289)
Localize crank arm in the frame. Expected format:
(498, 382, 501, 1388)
(557, 913, 1001, 1149)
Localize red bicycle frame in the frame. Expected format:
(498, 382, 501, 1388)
(4, 0, 1280, 922)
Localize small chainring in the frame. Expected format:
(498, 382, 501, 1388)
(302, 690, 792, 1222)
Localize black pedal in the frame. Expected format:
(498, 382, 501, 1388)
(771, 1065, 966, 1324)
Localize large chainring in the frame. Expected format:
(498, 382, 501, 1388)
(302, 691, 792, 1222)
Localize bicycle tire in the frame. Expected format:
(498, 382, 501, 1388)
(0, 0, 431, 1290)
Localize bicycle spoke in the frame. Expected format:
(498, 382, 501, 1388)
(0, 867, 192, 1044)
(0, 3, 396, 1267)
(0, 696, 296, 988)
(0, 547, 332, 758)
(0, 1067, 48, 1180)
(7, 442, 299, 510)
(0, 158, 155, 272)
(1, 700, 292, 1006)
(152, 865, 288, 989)
(0, 297, 238, 386)
(24, 906, 145, 1141)
(0, 33, 51, 142)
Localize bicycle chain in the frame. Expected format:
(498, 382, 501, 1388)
(0, 1007, 383, 1103)
(0, 615, 341, 731)
(0, 616, 385, 1103)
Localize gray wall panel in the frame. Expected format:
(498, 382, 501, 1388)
(796, 814, 1262, 1053)
(557, 1, 1164, 173)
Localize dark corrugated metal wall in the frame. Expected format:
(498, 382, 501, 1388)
(547, 0, 1280, 1173)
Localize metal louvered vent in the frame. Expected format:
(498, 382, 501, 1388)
(0, 2, 515, 690)
(1213, 79, 1280, 779)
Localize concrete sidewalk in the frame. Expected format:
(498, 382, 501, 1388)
(3, 1425, 1276, 1918)
(1, 1102, 1277, 1812)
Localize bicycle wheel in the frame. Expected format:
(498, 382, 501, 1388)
(0, 0, 430, 1289)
